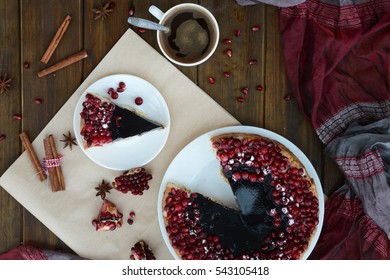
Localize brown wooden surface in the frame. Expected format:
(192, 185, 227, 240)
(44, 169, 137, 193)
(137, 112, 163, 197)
(0, 0, 343, 256)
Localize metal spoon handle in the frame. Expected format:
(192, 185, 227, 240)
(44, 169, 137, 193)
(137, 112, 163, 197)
(127, 17, 170, 33)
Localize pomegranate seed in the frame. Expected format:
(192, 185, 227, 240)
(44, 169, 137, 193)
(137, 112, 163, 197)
(292, 251, 301, 259)
(110, 91, 118, 99)
(232, 171, 241, 181)
(129, 6, 135, 17)
(138, 28, 146, 33)
(251, 25, 261, 31)
(284, 94, 292, 101)
(107, 88, 115, 95)
(235, 29, 241, 37)
(237, 96, 245, 102)
(249, 59, 257, 65)
(249, 173, 257, 182)
(224, 49, 232, 57)
(223, 71, 230, 78)
(127, 218, 134, 225)
(135, 97, 143, 105)
(223, 39, 232, 44)
(23, 61, 30, 69)
(208, 77, 215, 84)
(117, 87, 125, 93)
(129, 211, 136, 218)
(241, 87, 249, 95)
(0, 135, 6, 141)
(34, 98, 42, 104)
(13, 114, 22, 120)
(119, 81, 126, 89)
(256, 85, 264, 91)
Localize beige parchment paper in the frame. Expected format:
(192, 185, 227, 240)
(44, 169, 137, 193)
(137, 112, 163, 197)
(0, 29, 240, 260)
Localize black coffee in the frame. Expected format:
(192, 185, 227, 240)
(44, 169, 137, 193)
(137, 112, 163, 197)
(159, 9, 217, 64)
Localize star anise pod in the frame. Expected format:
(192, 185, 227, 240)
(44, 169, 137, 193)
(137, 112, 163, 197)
(95, 179, 113, 199)
(92, 1, 114, 20)
(0, 73, 12, 95)
(60, 131, 78, 150)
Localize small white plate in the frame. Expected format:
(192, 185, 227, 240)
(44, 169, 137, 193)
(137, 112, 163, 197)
(73, 74, 170, 170)
(158, 125, 324, 260)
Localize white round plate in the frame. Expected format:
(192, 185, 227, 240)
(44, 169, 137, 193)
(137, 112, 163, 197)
(73, 74, 170, 170)
(158, 125, 324, 260)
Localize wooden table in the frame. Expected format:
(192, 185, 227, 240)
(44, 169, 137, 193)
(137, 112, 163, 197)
(0, 0, 343, 256)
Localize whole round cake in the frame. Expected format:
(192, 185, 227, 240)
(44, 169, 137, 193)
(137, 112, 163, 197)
(162, 133, 320, 260)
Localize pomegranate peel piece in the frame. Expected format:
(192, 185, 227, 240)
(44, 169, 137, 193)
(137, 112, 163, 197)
(92, 199, 123, 231)
(113, 167, 152, 195)
(130, 240, 156, 260)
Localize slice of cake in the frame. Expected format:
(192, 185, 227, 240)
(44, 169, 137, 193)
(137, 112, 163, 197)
(80, 93, 163, 148)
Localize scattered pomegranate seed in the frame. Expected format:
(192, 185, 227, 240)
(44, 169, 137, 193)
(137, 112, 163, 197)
(251, 25, 261, 31)
(224, 49, 232, 58)
(34, 98, 42, 104)
(223, 38, 232, 44)
(223, 71, 230, 78)
(107, 87, 115, 95)
(235, 29, 241, 37)
(237, 96, 245, 102)
(111, 91, 119, 99)
(138, 28, 146, 33)
(23, 61, 30, 69)
(135, 97, 143, 105)
(117, 87, 125, 92)
(241, 87, 249, 95)
(127, 218, 134, 225)
(249, 59, 257, 65)
(208, 77, 215, 84)
(129, 6, 135, 17)
(129, 211, 136, 218)
(0, 135, 6, 141)
(108, 1, 115, 9)
(119, 81, 126, 89)
(13, 114, 22, 120)
(284, 94, 292, 101)
(256, 85, 264, 91)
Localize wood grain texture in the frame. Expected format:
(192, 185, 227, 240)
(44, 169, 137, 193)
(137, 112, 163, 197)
(0, 0, 342, 256)
(0, 0, 23, 253)
(20, 0, 83, 253)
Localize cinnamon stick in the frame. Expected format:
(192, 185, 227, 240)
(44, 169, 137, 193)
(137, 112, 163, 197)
(48, 135, 65, 191)
(19, 132, 47, 181)
(41, 15, 72, 64)
(37, 50, 88, 78)
(43, 138, 61, 192)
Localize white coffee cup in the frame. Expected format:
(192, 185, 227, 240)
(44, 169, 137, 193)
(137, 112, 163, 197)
(149, 3, 219, 67)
